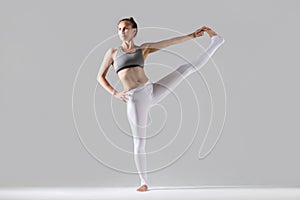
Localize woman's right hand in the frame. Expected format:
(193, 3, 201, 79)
(113, 90, 131, 103)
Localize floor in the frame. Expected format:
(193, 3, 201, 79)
(0, 186, 299, 200)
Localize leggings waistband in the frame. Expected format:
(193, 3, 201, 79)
(126, 80, 152, 94)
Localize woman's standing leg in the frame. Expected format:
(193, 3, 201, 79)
(126, 84, 153, 191)
(152, 34, 225, 105)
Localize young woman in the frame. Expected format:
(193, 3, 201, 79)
(97, 17, 225, 192)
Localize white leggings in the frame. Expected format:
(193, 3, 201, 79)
(126, 35, 225, 186)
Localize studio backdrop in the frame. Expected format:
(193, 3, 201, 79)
(0, 0, 299, 187)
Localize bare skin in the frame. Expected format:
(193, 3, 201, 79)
(136, 184, 148, 192)
(205, 27, 218, 37)
(97, 21, 218, 103)
(97, 21, 220, 192)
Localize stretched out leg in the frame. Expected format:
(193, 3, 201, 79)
(152, 33, 224, 105)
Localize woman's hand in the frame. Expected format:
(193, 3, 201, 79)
(113, 90, 131, 103)
(192, 26, 210, 38)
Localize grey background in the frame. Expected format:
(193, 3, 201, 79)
(1, 0, 300, 187)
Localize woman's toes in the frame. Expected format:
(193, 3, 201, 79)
(206, 29, 217, 37)
(136, 184, 148, 192)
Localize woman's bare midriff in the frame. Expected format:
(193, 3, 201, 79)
(117, 66, 149, 91)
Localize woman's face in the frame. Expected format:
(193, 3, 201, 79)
(118, 21, 136, 41)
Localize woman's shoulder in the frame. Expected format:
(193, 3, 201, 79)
(109, 47, 118, 52)
(139, 43, 148, 49)
(105, 47, 118, 59)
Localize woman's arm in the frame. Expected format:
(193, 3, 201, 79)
(97, 48, 116, 95)
(140, 26, 207, 55)
(97, 48, 130, 102)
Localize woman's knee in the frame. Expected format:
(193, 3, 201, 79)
(133, 138, 146, 154)
(176, 63, 195, 76)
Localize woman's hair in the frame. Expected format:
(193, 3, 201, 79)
(118, 17, 138, 37)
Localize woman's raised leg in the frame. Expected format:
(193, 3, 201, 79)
(151, 29, 224, 105)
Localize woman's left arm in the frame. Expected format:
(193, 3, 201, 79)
(140, 26, 207, 55)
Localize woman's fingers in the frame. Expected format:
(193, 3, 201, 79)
(115, 90, 133, 103)
(123, 91, 131, 98)
(194, 26, 210, 37)
(122, 94, 128, 101)
(121, 95, 128, 103)
(121, 90, 131, 103)
(193, 26, 215, 38)
(202, 26, 211, 30)
(195, 29, 205, 37)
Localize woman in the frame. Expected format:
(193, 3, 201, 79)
(97, 17, 224, 192)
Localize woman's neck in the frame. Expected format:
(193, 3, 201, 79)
(121, 41, 135, 51)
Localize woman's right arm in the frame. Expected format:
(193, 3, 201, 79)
(97, 48, 116, 95)
(97, 48, 130, 103)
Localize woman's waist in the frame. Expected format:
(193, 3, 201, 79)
(118, 70, 149, 90)
(123, 79, 151, 92)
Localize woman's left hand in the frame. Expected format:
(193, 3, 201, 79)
(192, 26, 209, 38)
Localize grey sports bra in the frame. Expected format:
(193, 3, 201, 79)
(113, 45, 144, 73)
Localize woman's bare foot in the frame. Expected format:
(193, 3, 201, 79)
(136, 184, 148, 192)
(203, 27, 225, 44)
(205, 28, 218, 37)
